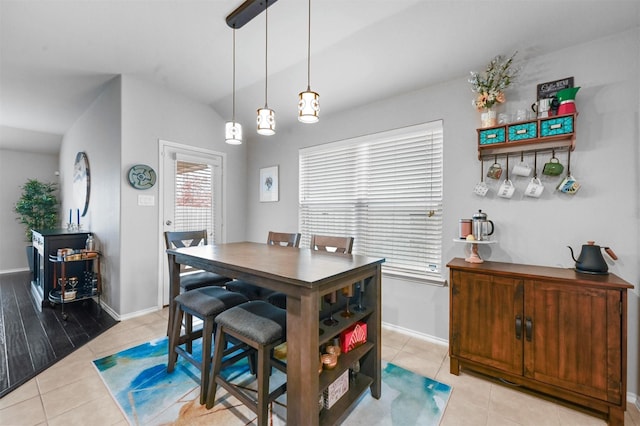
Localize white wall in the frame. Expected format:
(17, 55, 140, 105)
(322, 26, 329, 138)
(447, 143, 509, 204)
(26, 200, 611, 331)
(118, 75, 248, 316)
(245, 29, 640, 397)
(0, 149, 59, 272)
(60, 76, 122, 312)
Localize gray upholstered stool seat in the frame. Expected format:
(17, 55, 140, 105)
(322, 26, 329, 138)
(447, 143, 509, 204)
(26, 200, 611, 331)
(225, 279, 275, 301)
(180, 271, 229, 292)
(206, 301, 287, 426)
(167, 286, 248, 405)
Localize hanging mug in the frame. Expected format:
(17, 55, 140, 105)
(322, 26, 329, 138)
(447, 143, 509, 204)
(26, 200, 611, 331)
(542, 157, 564, 176)
(473, 181, 489, 197)
(557, 175, 581, 194)
(487, 162, 503, 180)
(498, 179, 515, 198)
(525, 177, 545, 198)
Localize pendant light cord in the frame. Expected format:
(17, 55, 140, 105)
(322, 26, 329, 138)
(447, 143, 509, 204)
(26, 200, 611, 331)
(306, 0, 311, 90)
(232, 27, 236, 121)
(264, 2, 269, 108)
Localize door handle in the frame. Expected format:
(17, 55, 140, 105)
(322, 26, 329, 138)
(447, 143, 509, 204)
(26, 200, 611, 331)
(166, 220, 172, 226)
(525, 317, 532, 342)
(515, 315, 522, 340)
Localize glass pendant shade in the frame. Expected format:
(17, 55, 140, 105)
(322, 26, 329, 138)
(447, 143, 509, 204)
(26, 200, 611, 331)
(298, 89, 319, 123)
(257, 107, 275, 135)
(225, 121, 243, 145)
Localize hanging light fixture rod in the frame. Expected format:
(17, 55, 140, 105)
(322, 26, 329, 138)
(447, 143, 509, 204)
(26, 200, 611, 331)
(226, 0, 278, 29)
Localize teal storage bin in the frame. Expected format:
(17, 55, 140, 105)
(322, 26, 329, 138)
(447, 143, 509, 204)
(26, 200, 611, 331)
(478, 127, 506, 146)
(508, 122, 537, 141)
(540, 115, 574, 137)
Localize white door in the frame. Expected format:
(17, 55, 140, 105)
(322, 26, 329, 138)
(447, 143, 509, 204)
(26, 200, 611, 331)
(160, 141, 224, 306)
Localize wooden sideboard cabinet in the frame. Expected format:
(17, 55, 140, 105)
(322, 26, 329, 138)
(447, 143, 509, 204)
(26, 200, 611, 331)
(447, 258, 634, 425)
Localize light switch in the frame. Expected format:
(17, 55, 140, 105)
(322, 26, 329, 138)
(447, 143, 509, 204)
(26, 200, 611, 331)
(138, 194, 155, 206)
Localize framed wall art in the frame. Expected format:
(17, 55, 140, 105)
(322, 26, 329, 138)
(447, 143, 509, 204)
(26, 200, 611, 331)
(259, 165, 279, 202)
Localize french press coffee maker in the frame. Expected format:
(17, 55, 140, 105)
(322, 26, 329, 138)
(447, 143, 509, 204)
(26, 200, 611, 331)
(472, 209, 495, 241)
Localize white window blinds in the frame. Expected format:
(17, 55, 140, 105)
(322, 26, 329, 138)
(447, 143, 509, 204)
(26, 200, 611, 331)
(299, 121, 443, 279)
(174, 159, 215, 241)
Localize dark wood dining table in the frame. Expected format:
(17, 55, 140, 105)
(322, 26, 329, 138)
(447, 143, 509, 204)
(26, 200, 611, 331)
(167, 242, 384, 425)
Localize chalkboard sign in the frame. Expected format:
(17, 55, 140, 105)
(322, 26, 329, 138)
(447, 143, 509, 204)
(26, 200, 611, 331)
(537, 77, 574, 100)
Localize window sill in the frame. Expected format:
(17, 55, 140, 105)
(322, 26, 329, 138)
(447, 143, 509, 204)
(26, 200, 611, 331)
(382, 268, 447, 287)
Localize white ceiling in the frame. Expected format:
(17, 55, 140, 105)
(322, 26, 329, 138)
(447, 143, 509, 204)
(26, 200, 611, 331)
(1, 1, 639, 154)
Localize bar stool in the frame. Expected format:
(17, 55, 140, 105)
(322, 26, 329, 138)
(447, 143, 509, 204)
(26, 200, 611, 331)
(226, 231, 301, 301)
(205, 301, 287, 426)
(167, 286, 248, 404)
(164, 230, 232, 341)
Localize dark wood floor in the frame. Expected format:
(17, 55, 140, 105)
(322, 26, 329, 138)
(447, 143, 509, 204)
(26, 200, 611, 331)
(0, 271, 118, 398)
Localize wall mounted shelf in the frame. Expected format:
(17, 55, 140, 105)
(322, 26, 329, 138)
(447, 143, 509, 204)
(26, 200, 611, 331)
(477, 113, 576, 159)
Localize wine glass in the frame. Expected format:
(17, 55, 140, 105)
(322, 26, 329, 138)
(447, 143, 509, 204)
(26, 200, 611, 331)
(353, 280, 367, 312)
(323, 291, 339, 326)
(340, 284, 354, 318)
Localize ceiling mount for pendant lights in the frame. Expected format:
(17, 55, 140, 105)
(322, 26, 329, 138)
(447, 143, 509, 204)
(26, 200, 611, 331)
(225, 27, 242, 145)
(226, 0, 278, 29)
(256, 1, 275, 136)
(298, 0, 319, 123)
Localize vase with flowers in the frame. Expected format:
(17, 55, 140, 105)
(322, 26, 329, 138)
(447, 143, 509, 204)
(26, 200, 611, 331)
(469, 52, 519, 128)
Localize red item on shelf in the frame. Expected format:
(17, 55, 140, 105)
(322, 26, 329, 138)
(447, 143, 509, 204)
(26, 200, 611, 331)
(340, 321, 367, 353)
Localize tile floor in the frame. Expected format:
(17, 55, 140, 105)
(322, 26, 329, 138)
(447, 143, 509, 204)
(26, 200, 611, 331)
(1, 307, 638, 426)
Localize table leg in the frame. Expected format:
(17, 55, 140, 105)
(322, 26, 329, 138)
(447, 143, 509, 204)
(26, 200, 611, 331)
(286, 291, 320, 426)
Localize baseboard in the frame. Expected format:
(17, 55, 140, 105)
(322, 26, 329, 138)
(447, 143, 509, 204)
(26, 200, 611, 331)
(381, 321, 448, 346)
(116, 305, 163, 322)
(0, 267, 30, 275)
(635, 394, 639, 410)
(97, 300, 120, 321)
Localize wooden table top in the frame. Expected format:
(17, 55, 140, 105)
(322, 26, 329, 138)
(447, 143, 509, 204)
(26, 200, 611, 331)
(168, 242, 385, 289)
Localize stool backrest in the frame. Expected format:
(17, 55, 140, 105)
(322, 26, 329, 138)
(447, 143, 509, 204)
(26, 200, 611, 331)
(267, 231, 301, 247)
(164, 230, 209, 273)
(310, 235, 354, 254)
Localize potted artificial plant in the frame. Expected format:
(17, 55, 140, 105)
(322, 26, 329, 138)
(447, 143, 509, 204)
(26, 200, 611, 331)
(14, 179, 59, 272)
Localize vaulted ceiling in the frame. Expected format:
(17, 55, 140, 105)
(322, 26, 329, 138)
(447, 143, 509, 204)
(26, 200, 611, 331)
(1, 1, 638, 153)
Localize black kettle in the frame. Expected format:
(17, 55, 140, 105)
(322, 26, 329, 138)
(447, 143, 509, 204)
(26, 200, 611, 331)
(567, 241, 618, 274)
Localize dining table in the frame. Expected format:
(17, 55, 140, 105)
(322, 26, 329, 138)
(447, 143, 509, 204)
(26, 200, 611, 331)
(167, 241, 385, 425)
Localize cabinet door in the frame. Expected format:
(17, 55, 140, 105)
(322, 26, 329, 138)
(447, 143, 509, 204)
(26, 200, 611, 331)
(451, 271, 524, 375)
(524, 280, 622, 404)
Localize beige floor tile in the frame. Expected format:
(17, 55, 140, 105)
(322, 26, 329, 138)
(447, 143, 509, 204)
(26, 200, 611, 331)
(40, 371, 110, 419)
(440, 393, 489, 426)
(381, 327, 410, 350)
(36, 348, 97, 394)
(488, 382, 562, 426)
(0, 395, 46, 426)
(0, 379, 39, 410)
(381, 344, 400, 362)
(435, 369, 492, 411)
(46, 393, 126, 426)
(402, 336, 448, 359)
(556, 404, 606, 425)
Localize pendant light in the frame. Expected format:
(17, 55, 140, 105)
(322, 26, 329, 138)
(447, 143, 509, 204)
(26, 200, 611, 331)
(257, 2, 275, 135)
(298, 0, 319, 123)
(225, 27, 242, 145)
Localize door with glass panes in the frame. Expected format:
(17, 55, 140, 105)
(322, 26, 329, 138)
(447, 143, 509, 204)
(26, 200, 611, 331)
(161, 143, 223, 305)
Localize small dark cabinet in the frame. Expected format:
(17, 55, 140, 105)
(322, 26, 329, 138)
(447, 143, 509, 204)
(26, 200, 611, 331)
(31, 229, 90, 310)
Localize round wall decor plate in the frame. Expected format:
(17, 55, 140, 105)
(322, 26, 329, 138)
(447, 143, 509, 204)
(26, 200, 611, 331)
(128, 164, 156, 189)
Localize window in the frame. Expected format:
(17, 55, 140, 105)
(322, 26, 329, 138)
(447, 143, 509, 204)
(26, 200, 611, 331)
(299, 121, 443, 280)
(172, 153, 222, 243)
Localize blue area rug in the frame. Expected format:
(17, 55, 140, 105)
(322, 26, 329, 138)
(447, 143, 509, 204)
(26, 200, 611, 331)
(93, 337, 451, 425)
